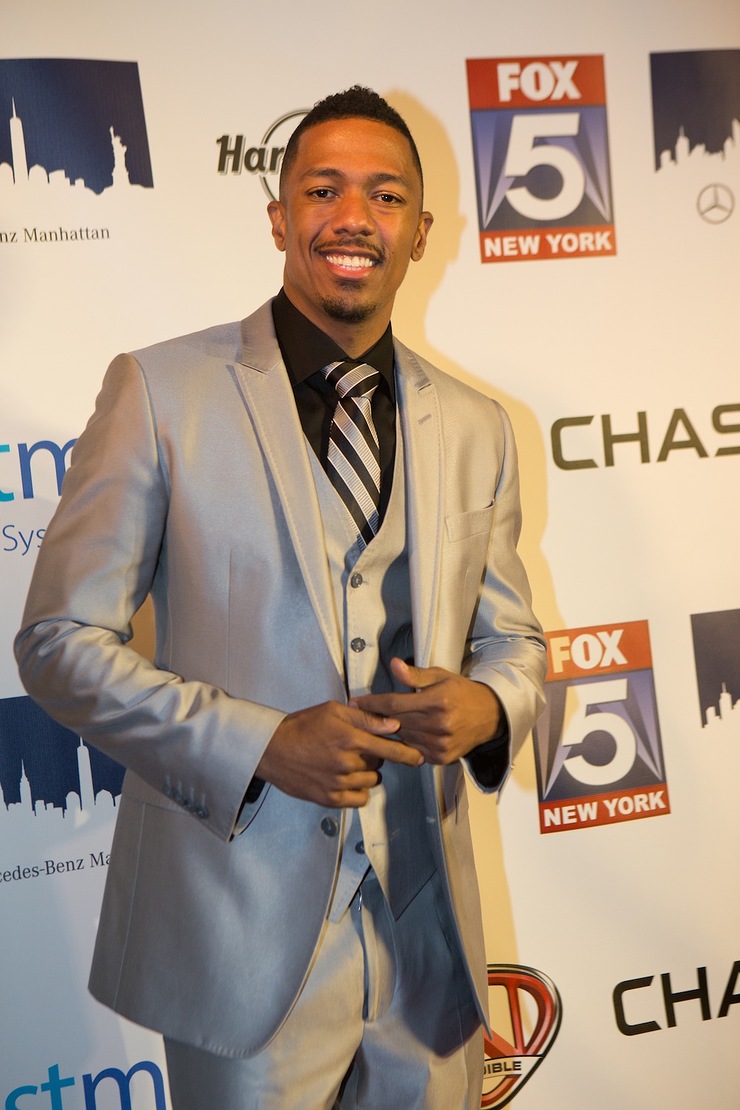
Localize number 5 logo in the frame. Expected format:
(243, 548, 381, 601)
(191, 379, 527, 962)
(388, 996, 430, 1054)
(561, 678, 637, 786)
(505, 112, 585, 220)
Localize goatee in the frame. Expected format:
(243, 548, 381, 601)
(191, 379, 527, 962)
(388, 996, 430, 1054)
(320, 292, 377, 325)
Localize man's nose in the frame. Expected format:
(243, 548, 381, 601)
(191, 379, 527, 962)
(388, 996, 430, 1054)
(332, 190, 375, 235)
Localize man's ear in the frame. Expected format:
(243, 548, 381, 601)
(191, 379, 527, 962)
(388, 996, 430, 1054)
(411, 211, 434, 262)
(267, 200, 286, 252)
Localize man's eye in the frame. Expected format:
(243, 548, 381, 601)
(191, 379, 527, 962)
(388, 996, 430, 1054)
(377, 193, 401, 204)
(309, 188, 335, 199)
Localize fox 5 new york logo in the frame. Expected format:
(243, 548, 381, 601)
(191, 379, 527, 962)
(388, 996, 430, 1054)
(532, 622, 670, 833)
(466, 55, 616, 262)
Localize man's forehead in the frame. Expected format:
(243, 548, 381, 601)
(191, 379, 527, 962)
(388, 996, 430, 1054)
(290, 117, 418, 176)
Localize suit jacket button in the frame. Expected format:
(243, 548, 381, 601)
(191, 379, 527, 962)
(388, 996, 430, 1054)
(350, 573, 363, 588)
(350, 637, 366, 653)
(321, 816, 339, 838)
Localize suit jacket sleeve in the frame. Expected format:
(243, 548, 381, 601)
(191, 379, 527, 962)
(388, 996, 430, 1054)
(14, 353, 285, 842)
(460, 398, 547, 792)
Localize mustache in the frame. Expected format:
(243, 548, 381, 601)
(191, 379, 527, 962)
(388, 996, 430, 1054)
(318, 239, 384, 262)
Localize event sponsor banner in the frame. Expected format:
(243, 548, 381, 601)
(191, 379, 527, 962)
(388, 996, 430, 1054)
(466, 55, 616, 262)
(216, 108, 309, 201)
(0, 696, 123, 826)
(613, 958, 740, 1038)
(2, 1, 739, 1106)
(0, 47, 171, 1101)
(483, 965, 562, 1108)
(532, 622, 669, 834)
(650, 49, 740, 224)
(549, 402, 740, 471)
(0, 698, 165, 1106)
(0, 58, 153, 196)
(0, 58, 153, 253)
(4, 1061, 168, 1110)
(691, 608, 740, 735)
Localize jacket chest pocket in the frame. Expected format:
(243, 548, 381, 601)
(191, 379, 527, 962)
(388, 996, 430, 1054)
(445, 502, 495, 544)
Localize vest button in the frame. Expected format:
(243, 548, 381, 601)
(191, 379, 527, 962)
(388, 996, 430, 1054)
(350, 637, 366, 653)
(355, 840, 365, 854)
(350, 572, 363, 588)
(321, 816, 339, 838)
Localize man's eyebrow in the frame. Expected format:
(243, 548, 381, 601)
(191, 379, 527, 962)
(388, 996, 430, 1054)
(299, 167, 413, 189)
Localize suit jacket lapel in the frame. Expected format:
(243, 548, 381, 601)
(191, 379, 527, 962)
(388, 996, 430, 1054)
(231, 303, 344, 677)
(230, 307, 445, 679)
(394, 341, 444, 669)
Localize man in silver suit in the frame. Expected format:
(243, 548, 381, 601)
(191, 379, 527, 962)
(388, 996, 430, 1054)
(16, 86, 546, 1108)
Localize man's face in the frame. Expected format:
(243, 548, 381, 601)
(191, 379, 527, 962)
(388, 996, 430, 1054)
(268, 117, 433, 348)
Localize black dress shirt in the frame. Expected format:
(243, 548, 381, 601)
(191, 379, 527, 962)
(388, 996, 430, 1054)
(271, 289, 396, 526)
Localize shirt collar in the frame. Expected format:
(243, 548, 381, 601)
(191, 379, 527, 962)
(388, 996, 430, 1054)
(271, 288, 395, 393)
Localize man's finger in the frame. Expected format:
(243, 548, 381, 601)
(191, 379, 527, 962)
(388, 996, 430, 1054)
(350, 688, 429, 720)
(389, 657, 444, 690)
(361, 733, 424, 768)
(347, 705, 402, 736)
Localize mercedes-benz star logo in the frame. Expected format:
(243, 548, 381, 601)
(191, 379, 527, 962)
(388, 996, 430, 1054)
(697, 183, 734, 224)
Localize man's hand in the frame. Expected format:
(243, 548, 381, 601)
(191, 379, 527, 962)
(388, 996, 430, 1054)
(352, 658, 502, 765)
(256, 701, 424, 808)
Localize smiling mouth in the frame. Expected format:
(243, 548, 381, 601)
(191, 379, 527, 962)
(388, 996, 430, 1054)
(323, 253, 378, 271)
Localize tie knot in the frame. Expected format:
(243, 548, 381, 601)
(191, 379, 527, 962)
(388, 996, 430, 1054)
(324, 360, 380, 401)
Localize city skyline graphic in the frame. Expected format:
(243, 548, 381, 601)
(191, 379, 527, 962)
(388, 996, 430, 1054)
(0, 695, 124, 821)
(691, 608, 740, 734)
(651, 49, 740, 170)
(0, 58, 153, 194)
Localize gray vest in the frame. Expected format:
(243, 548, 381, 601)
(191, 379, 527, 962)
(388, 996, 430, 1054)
(308, 425, 436, 921)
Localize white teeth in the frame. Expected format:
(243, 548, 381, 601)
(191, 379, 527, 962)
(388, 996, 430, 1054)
(325, 254, 375, 270)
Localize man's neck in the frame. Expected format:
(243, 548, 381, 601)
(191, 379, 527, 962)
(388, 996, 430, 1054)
(328, 324, 387, 359)
(283, 293, 393, 358)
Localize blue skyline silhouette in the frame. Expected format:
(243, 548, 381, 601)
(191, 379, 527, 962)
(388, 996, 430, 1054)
(0, 58, 153, 193)
(0, 695, 124, 811)
(691, 609, 740, 725)
(651, 49, 740, 168)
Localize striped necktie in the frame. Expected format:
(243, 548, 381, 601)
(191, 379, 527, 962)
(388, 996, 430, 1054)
(322, 360, 381, 548)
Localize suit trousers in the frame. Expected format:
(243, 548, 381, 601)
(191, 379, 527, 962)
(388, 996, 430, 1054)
(164, 870, 484, 1109)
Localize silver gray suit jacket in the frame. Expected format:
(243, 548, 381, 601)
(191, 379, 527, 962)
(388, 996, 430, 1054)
(15, 300, 546, 1058)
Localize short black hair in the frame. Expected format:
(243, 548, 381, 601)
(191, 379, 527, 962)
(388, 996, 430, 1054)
(279, 86, 424, 200)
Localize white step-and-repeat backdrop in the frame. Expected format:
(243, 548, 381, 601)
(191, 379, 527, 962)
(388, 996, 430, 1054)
(2, 1, 738, 1106)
